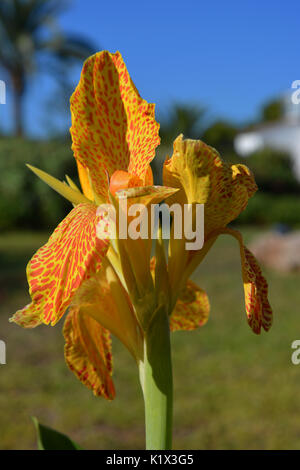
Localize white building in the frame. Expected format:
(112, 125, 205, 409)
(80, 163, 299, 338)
(234, 95, 300, 180)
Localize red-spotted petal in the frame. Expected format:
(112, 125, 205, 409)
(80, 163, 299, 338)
(10, 302, 42, 328)
(70, 51, 160, 199)
(170, 280, 210, 331)
(163, 135, 257, 238)
(64, 308, 115, 399)
(10, 203, 108, 327)
(224, 228, 273, 334)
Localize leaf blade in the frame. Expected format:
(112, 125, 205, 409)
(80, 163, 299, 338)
(32, 417, 82, 450)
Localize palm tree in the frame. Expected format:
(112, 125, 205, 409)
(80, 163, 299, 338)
(0, 0, 96, 136)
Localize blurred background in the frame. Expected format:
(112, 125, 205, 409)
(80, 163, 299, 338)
(1, 0, 300, 450)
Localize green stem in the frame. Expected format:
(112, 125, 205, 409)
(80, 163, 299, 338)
(139, 305, 173, 450)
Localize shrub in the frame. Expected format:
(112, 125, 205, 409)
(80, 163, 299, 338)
(244, 148, 300, 195)
(0, 137, 78, 231)
(236, 193, 300, 227)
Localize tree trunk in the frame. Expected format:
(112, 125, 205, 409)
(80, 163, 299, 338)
(11, 71, 24, 137)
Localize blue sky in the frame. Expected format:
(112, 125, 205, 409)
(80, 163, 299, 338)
(0, 0, 299, 137)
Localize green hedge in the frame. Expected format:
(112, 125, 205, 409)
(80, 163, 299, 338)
(236, 192, 300, 227)
(0, 137, 78, 231)
(245, 148, 300, 195)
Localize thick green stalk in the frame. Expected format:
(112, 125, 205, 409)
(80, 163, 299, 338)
(139, 305, 173, 450)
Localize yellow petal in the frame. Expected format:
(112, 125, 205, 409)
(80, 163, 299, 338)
(70, 51, 160, 199)
(71, 258, 143, 360)
(76, 160, 95, 201)
(9, 302, 42, 328)
(10, 203, 109, 327)
(222, 228, 273, 334)
(163, 134, 257, 237)
(64, 308, 115, 399)
(26, 164, 90, 205)
(170, 279, 210, 331)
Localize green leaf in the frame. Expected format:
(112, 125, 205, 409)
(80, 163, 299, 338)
(32, 417, 82, 450)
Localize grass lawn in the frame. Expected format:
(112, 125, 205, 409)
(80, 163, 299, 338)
(0, 227, 300, 449)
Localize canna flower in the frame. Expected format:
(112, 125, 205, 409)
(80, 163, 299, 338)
(11, 50, 272, 449)
(10, 51, 205, 399)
